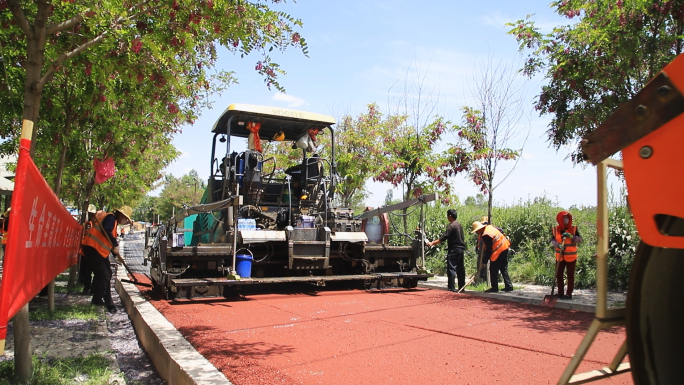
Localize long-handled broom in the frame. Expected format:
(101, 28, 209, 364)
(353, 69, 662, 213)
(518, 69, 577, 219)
(541, 246, 563, 307)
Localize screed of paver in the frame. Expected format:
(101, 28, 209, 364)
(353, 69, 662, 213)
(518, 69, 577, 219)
(139, 282, 631, 385)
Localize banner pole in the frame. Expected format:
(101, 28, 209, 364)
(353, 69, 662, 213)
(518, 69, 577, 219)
(21, 120, 33, 142)
(14, 304, 31, 382)
(15, 120, 33, 379)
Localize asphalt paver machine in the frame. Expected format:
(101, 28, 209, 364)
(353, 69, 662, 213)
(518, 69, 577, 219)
(145, 104, 432, 299)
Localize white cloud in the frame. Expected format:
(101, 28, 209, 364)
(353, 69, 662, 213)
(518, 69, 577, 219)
(272, 92, 307, 108)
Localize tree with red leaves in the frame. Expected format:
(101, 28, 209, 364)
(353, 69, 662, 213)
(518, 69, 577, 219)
(508, 0, 684, 163)
(1, 0, 308, 158)
(453, 57, 528, 224)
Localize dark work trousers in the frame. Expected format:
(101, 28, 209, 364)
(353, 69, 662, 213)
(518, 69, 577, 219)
(79, 255, 93, 293)
(446, 248, 466, 291)
(556, 259, 576, 296)
(489, 249, 513, 290)
(82, 246, 114, 307)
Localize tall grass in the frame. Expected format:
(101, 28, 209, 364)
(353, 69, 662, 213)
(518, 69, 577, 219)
(394, 193, 639, 291)
(0, 355, 112, 385)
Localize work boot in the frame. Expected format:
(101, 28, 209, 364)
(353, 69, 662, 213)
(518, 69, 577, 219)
(503, 286, 514, 292)
(91, 298, 105, 306)
(484, 288, 499, 293)
(106, 305, 118, 314)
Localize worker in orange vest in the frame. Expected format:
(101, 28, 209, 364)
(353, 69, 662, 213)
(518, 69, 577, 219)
(551, 211, 583, 300)
(1, 207, 9, 253)
(79, 205, 98, 295)
(81, 206, 132, 313)
(471, 221, 513, 293)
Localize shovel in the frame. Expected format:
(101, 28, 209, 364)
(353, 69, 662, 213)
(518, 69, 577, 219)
(542, 246, 563, 307)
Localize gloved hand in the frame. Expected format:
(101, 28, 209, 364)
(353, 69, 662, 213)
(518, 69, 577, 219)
(551, 240, 560, 249)
(562, 232, 572, 238)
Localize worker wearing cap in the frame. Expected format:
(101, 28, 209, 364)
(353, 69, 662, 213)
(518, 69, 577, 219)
(551, 211, 583, 300)
(471, 221, 513, 293)
(427, 209, 466, 292)
(81, 206, 132, 313)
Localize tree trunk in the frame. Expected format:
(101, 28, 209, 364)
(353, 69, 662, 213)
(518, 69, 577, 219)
(402, 188, 411, 246)
(52, 79, 71, 197)
(21, 0, 51, 157)
(52, 133, 68, 196)
(487, 189, 493, 226)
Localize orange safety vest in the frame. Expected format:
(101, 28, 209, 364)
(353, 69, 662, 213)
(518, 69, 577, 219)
(81, 211, 118, 258)
(483, 225, 510, 262)
(553, 225, 578, 262)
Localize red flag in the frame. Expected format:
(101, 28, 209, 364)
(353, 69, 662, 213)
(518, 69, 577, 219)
(0, 139, 82, 345)
(247, 122, 262, 153)
(94, 157, 116, 184)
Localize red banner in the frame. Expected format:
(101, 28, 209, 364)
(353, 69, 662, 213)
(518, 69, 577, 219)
(0, 139, 83, 342)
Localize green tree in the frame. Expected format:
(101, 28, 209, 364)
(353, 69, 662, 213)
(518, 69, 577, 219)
(1, 0, 307, 216)
(1, 0, 307, 153)
(334, 103, 389, 209)
(507, 0, 684, 162)
(377, 68, 465, 237)
(154, 171, 206, 222)
(133, 195, 158, 222)
(464, 194, 487, 207)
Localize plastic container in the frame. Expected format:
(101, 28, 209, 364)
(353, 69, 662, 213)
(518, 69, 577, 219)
(237, 218, 256, 231)
(172, 233, 185, 247)
(235, 252, 253, 278)
(299, 215, 315, 228)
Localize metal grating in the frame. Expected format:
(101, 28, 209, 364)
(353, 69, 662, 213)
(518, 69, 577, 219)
(290, 228, 319, 241)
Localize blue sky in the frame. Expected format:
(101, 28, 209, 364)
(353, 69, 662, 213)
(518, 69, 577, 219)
(163, 0, 624, 208)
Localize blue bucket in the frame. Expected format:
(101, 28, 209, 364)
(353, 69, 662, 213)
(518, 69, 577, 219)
(235, 253, 253, 278)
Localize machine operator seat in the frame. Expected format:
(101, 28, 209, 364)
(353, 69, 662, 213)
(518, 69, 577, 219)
(285, 154, 324, 200)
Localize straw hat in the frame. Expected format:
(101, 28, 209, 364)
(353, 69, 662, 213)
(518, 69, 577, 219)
(114, 205, 133, 223)
(471, 221, 486, 233)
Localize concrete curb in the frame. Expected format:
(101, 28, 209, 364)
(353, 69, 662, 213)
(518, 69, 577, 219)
(115, 268, 233, 385)
(418, 279, 619, 313)
(460, 288, 596, 312)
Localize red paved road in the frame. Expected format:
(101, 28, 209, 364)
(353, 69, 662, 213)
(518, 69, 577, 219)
(138, 281, 631, 385)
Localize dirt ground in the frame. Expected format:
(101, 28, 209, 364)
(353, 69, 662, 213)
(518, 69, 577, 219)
(134, 277, 631, 385)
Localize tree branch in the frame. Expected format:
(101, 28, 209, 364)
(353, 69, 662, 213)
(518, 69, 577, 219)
(39, 31, 108, 88)
(46, 14, 85, 35)
(7, 0, 31, 37)
(39, 0, 162, 89)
